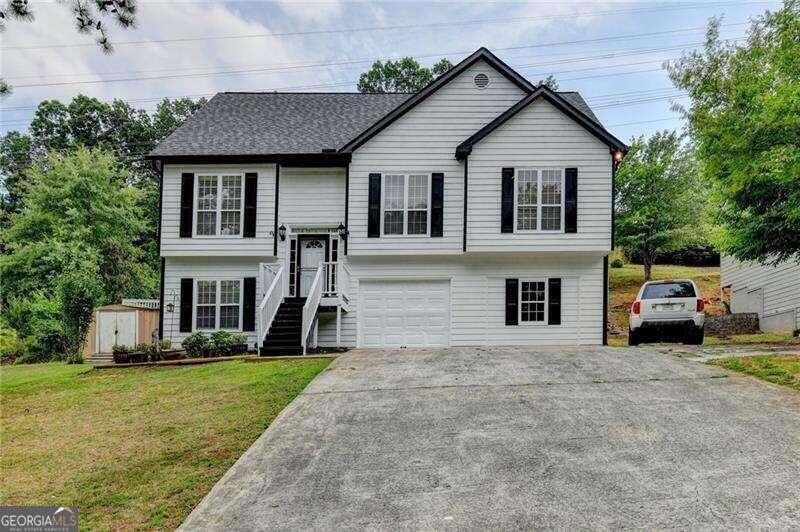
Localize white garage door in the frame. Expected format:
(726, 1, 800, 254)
(359, 280, 451, 347)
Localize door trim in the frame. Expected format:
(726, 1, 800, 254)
(295, 234, 330, 297)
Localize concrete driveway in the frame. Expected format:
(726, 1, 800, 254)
(182, 347, 800, 529)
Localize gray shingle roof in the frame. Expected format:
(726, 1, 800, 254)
(149, 92, 412, 157)
(149, 89, 601, 158)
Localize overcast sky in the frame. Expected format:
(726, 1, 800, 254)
(0, 0, 781, 142)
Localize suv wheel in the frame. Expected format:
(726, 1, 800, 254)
(628, 329, 641, 346)
(685, 327, 704, 345)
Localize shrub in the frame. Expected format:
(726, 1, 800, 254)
(626, 244, 720, 267)
(0, 329, 35, 365)
(159, 339, 172, 351)
(112, 344, 132, 355)
(3, 294, 67, 362)
(610, 258, 624, 268)
(57, 266, 102, 364)
(181, 332, 208, 358)
(210, 330, 234, 356)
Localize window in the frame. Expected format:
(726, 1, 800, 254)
(195, 279, 242, 330)
(382, 173, 430, 236)
(195, 174, 243, 236)
(520, 280, 547, 323)
(642, 281, 696, 299)
(515, 168, 563, 232)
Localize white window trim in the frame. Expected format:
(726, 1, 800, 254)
(519, 278, 548, 325)
(192, 278, 244, 332)
(513, 168, 565, 234)
(380, 172, 432, 237)
(193, 172, 246, 238)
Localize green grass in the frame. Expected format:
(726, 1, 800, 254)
(0, 359, 331, 530)
(709, 355, 800, 390)
(704, 332, 800, 346)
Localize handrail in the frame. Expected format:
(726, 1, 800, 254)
(256, 264, 285, 346)
(321, 261, 350, 300)
(301, 264, 324, 355)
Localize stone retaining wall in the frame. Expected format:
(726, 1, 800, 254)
(705, 313, 760, 337)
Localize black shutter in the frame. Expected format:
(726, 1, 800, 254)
(505, 278, 519, 326)
(179, 173, 194, 238)
(243, 173, 257, 238)
(501, 167, 515, 233)
(179, 278, 193, 333)
(368, 173, 381, 238)
(565, 167, 578, 234)
(242, 277, 256, 332)
(548, 278, 562, 325)
(431, 172, 444, 237)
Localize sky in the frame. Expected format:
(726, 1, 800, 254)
(0, 0, 783, 142)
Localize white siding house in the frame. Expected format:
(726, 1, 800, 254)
(721, 255, 800, 332)
(148, 48, 627, 354)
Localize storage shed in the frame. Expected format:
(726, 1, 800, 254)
(84, 300, 160, 361)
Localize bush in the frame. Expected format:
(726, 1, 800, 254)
(112, 344, 132, 355)
(210, 330, 233, 356)
(181, 332, 208, 358)
(0, 329, 35, 365)
(2, 294, 67, 362)
(159, 339, 172, 351)
(610, 258, 624, 268)
(57, 266, 102, 364)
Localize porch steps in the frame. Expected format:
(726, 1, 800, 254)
(260, 297, 305, 356)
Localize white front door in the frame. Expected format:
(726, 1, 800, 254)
(359, 280, 451, 347)
(299, 238, 327, 297)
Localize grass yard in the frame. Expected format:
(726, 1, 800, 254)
(0, 358, 331, 530)
(709, 355, 800, 391)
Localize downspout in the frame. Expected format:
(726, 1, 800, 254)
(462, 156, 468, 253)
(273, 163, 280, 257)
(154, 159, 165, 341)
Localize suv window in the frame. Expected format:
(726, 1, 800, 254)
(642, 282, 696, 299)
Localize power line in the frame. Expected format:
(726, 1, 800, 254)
(6, 23, 745, 89)
(0, 1, 766, 52)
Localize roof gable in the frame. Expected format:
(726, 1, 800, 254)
(455, 86, 628, 159)
(338, 48, 536, 153)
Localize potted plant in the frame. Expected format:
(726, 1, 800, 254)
(181, 332, 208, 358)
(112, 344, 131, 364)
(229, 333, 249, 355)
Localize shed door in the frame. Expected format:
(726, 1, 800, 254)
(97, 311, 138, 353)
(359, 280, 450, 347)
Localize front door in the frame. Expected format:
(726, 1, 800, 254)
(297, 236, 328, 297)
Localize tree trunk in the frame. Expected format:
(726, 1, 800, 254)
(643, 258, 653, 281)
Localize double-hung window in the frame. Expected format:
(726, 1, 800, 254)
(514, 168, 564, 232)
(520, 280, 547, 323)
(382, 173, 430, 236)
(195, 174, 244, 236)
(194, 279, 242, 330)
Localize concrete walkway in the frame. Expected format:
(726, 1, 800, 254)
(181, 346, 800, 530)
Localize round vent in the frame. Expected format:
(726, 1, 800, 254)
(473, 73, 490, 89)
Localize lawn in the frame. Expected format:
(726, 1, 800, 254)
(709, 355, 800, 391)
(0, 358, 331, 530)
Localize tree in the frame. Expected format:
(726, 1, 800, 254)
(667, 1, 800, 265)
(0, 0, 138, 94)
(0, 147, 156, 304)
(615, 131, 705, 280)
(537, 74, 559, 90)
(58, 264, 103, 363)
(357, 57, 454, 93)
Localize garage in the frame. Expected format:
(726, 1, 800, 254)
(358, 280, 451, 347)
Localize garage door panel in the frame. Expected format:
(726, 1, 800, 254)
(359, 280, 450, 347)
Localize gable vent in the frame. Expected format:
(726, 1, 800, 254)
(473, 73, 490, 89)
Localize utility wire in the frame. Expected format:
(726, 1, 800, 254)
(0, 1, 766, 51)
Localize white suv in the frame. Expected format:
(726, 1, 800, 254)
(628, 279, 705, 346)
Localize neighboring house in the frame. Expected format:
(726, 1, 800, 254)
(720, 256, 800, 333)
(146, 48, 627, 354)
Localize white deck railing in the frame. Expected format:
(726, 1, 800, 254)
(301, 264, 324, 354)
(322, 261, 350, 301)
(256, 264, 286, 346)
(121, 299, 160, 309)
(258, 263, 279, 298)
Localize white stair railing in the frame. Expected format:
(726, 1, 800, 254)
(256, 264, 285, 346)
(338, 263, 351, 301)
(321, 261, 350, 301)
(301, 264, 325, 355)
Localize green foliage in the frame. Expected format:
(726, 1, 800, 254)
(57, 266, 103, 363)
(181, 332, 209, 358)
(357, 57, 454, 93)
(0, 329, 35, 365)
(615, 130, 707, 280)
(537, 74, 560, 90)
(667, 1, 800, 264)
(2, 294, 68, 363)
(1, 147, 156, 303)
(210, 330, 234, 355)
(610, 258, 624, 268)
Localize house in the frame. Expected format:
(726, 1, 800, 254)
(720, 256, 800, 333)
(146, 48, 627, 354)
